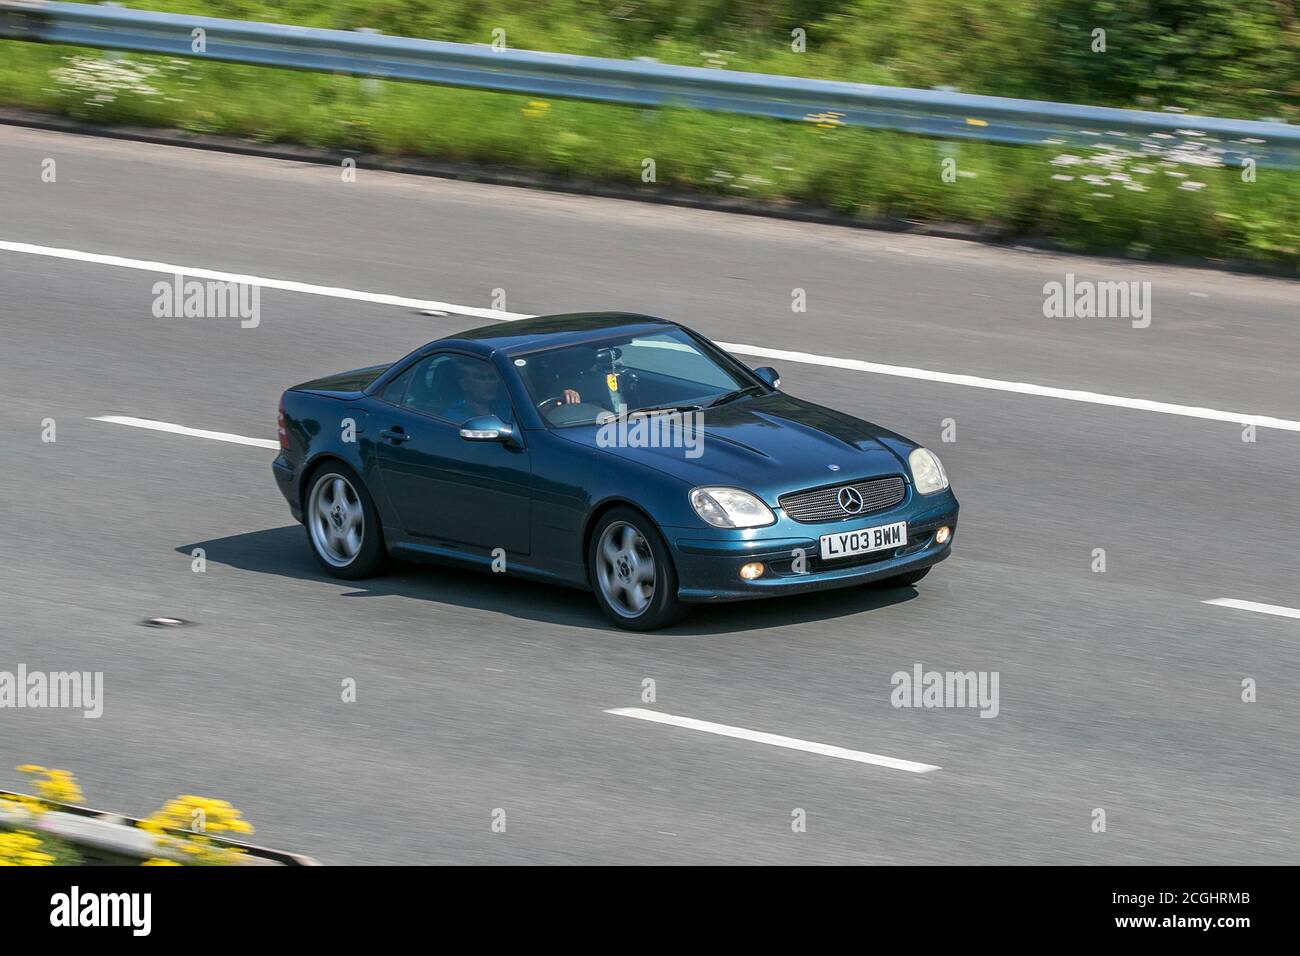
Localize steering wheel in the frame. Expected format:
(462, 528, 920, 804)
(536, 396, 567, 412)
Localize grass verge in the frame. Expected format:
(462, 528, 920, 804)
(1, 42, 1297, 269)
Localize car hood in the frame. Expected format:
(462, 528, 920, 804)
(558, 392, 914, 498)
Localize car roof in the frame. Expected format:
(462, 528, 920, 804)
(432, 312, 681, 357)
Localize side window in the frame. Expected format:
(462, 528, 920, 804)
(379, 364, 415, 406)
(403, 354, 514, 425)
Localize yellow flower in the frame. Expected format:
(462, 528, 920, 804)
(35, 769, 85, 806)
(140, 794, 255, 865)
(0, 793, 43, 816)
(14, 766, 84, 807)
(0, 831, 54, 866)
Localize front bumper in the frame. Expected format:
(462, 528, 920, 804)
(667, 489, 958, 603)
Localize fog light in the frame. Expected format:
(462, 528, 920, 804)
(935, 526, 951, 545)
(740, 562, 765, 581)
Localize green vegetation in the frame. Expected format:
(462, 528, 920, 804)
(1, 1, 1297, 266)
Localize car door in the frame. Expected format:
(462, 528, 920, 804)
(374, 351, 532, 556)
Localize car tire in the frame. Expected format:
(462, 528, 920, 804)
(303, 462, 388, 580)
(874, 567, 930, 589)
(588, 507, 688, 631)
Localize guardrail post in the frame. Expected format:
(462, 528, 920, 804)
(354, 26, 379, 95)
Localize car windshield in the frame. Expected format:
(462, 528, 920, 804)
(517, 327, 752, 427)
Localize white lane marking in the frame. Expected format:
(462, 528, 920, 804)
(1203, 598, 1300, 621)
(605, 707, 939, 773)
(91, 415, 278, 449)
(0, 239, 532, 321)
(6, 238, 1298, 432)
(715, 342, 1300, 433)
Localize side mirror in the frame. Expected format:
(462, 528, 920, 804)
(753, 366, 781, 389)
(459, 415, 517, 446)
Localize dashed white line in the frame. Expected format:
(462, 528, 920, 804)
(6, 238, 1299, 433)
(1203, 598, 1300, 621)
(605, 707, 940, 773)
(90, 415, 278, 449)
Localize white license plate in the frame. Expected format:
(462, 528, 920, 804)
(819, 521, 907, 560)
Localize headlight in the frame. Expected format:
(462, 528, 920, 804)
(689, 487, 775, 529)
(908, 447, 949, 495)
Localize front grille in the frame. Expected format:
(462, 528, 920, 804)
(778, 475, 906, 523)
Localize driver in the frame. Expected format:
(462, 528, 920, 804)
(446, 360, 513, 424)
(536, 346, 603, 409)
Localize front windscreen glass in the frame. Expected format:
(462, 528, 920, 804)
(517, 328, 751, 427)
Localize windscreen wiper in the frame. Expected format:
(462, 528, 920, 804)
(704, 384, 765, 408)
(627, 401, 704, 415)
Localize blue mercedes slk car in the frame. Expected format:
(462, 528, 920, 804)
(273, 312, 958, 630)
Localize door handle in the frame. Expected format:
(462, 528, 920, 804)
(380, 426, 410, 444)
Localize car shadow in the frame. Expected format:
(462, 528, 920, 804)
(177, 526, 919, 636)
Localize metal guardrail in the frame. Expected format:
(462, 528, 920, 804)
(1, 790, 319, 865)
(1, 0, 1297, 167)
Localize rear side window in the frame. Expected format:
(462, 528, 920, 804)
(380, 366, 415, 405)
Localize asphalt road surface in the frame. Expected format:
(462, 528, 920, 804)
(1, 125, 1297, 864)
